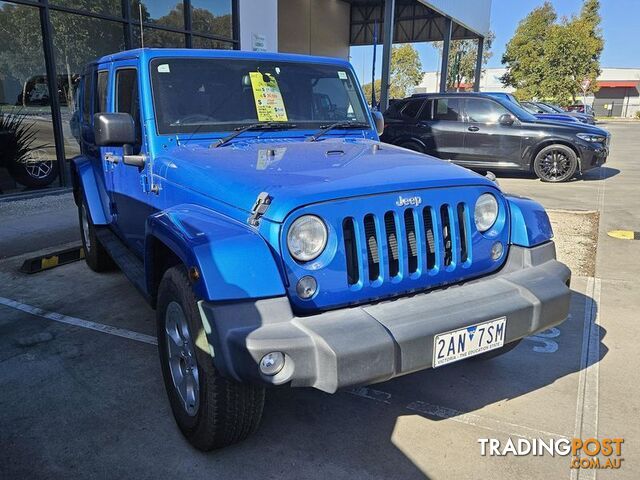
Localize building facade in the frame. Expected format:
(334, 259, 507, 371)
(416, 67, 640, 118)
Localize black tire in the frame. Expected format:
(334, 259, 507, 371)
(78, 195, 114, 272)
(532, 144, 578, 182)
(157, 266, 265, 451)
(399, 140, 425, 154)
(471, 339, 522, 361)
(8, 156, 59, 188)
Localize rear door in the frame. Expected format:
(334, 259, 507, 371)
(80, 65, 114, 221)
(461, 97, 522, 167)
(421, 96, 467, 160)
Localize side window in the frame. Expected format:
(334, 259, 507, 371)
(401, 99, 423, 119)
(465, 98, 510, 124)
(116, 68, 141, 147)
(417, 99, 433, 121)
(96, 71, 108, 114)
(433, 98, 461, 121)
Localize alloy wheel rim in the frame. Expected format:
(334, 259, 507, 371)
(165, 301, 200, 416)
(539, 150, 571, 181)
(25, 161, 53, 179)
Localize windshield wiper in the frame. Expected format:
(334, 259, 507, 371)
(213, 122, 297, 148)
(306, 121, 371, 142)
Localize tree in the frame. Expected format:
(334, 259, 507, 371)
(501, 2, 556, 100)
(501, 0, 603, 103)
(361, 43, 422, 105)
(433, 32, 494, 91)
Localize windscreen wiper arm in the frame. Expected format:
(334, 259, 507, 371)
(306, 121, 371, 142)
(213, 122, 297, 148)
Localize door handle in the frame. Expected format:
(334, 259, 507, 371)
(467, 126, 479, 132)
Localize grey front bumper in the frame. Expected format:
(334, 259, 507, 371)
(200, 242, 571, 393)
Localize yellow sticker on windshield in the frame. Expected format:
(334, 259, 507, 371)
(249, 72, 288, 122)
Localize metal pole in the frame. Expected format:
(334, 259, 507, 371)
(439, 17, 452, 93)
(371, 20, 378, 108)
(473, 36, 484, 92)
(39, 0, 68, 187)
(379, 0, 395, 112)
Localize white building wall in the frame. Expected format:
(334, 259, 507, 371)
(239, 0, 278, 52)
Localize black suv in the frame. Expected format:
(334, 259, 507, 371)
(381, 93, 610, 182)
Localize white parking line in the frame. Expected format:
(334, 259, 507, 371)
(0, 296, 157, 345)
(571, 277, 602, 480)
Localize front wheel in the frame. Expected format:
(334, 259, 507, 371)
(532, 145, 578, 182)
(157, 266, 265, 451)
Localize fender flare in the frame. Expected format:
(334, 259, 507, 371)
(145, 204, 286, 302)
(506, 195, 553, 247)
(71, 156, 109, 225)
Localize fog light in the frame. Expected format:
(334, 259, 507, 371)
(260, 352, 285, 376)
(296, 276, 317, 299)
(491, 241, 504, 260)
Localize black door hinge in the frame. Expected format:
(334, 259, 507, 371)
(248, 192, 272, 227)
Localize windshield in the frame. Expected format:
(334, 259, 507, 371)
(497, 98, 538, 122)
(534, 102, 556, 113)
(149, 57, 370, 135)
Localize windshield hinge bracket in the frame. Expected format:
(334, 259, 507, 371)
(248, 192, 272, 227)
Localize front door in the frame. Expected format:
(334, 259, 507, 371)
(461, 97, 523, 168)
(107, 63, 152, 255)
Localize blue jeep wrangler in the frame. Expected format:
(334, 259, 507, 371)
(71, 48, 571, 451)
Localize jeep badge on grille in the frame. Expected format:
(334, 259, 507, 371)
(396, 195, 422, 207)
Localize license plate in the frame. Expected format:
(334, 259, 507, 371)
(433, 317, 506, 367)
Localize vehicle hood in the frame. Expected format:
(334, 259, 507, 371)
(526, 119, 608, 136)
(157, 138, 495, 223)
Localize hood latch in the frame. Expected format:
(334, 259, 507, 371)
(248, 192, 272, 227)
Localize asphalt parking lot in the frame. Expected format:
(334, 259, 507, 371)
(1, 122, 638, 479)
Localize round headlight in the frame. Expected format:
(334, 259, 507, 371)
(287, 215, 328, 262)
(474, 193, 499, 232)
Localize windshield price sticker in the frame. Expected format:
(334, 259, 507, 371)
(338, 71, 348, 80)
(249, 72, 288, 122)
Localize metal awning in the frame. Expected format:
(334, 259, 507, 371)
(343, 0, 487, 111)
(347, 0, 481, 46)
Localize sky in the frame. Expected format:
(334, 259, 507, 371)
(349, 0, 640, 85)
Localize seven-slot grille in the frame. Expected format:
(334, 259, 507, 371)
(342, 203, 470, 286)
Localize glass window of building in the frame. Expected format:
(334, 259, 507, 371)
(0, 2, 60, 193)
(192, 36, 233, 50)
(132, 1, 186, 30)
(191, 0, 233, 41)
(50, 0, 122, 17)
(133, 27, 187, 48)
(50, 10, 125, 160)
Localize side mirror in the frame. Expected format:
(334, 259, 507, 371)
(94, 113, 136, 146)
(371, 109, 385, 136)
(498, 113, 515, 126)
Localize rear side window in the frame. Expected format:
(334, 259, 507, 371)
(464, 98, 510, 124)
(116, 68, 141, 147)
(82, 72, 94, 123)
(401, 99, 423, 119)
(96, 71, 108, 114)
(433, 98, 461, 121)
